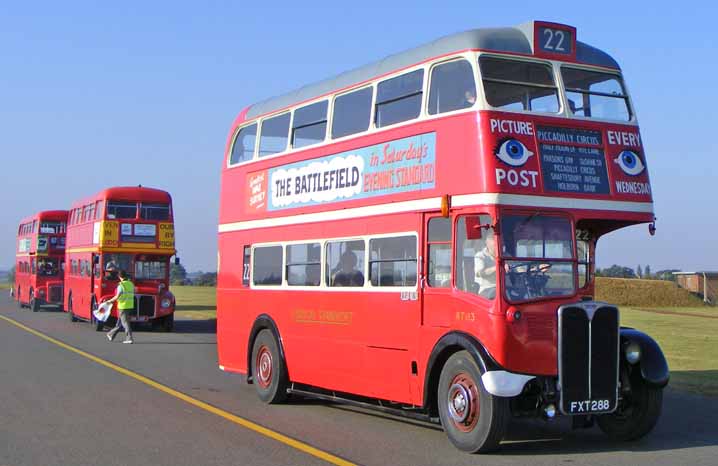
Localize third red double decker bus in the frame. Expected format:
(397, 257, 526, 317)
(64, 186, 177, 332)
(14, 210, 67, 312)
(216, 21, 669, 452)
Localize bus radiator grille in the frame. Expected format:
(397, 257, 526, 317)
(558, 303, 619, 415)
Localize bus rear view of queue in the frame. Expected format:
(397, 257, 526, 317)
(216, 21, 668, 453)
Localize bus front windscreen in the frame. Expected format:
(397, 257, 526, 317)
(135, 255, 168, 280)
(561, 67, 631, 121)
(500, 214, 575, 301)
(36, 258, 60, 276)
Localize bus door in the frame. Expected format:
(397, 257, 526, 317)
(422, 214, 454, 328)
(357, 226, 422, 403)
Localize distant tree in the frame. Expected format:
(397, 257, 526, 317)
(195, 272, 217, 287)
(7, 265, 15, 284)
(644, 265, 652, 279)
(602, 264, 636, 278)
(170, 263, 187, 285)
(636, 265, 643, 278)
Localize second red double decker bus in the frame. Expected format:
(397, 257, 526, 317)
(64, 186, 177, 332)
(14, 210, 67, 312)
(216, 21, 669, 452)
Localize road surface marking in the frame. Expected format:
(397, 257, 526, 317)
(0, 314, 355, 466)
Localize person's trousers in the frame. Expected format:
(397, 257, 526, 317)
(108, 310, 133, 339)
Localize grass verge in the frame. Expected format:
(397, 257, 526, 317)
(171, 285, 216, 320)
(621, 307, 718, 397)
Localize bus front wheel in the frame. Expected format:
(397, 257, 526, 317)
(251, 329, 288, 404)
(597, 368, 663, 441)
(16, 288, 23, 309)
(437, 351, 509, 453)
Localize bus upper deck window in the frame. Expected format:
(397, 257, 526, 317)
(107, 201, 137, 219)
(292, 100, 328, 149)
(230, 123, 257, 165)
(562, 67, 631, 121)
(140, 203, 170, 221)
(479, 56, 559, 114)
(375, 69, 424, 128)
(258, 112, 290, 157)
(428, 59, 476, 115)
(332, 87, 372, 139)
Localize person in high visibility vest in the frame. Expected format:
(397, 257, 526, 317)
(104, 269, 135, 344)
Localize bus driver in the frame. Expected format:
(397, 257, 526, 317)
(474, 235, 497, 299)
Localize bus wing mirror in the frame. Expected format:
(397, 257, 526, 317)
(94, 256, 100, 265)
(465, 217, 483, 240)
(174, 257, 180, 265)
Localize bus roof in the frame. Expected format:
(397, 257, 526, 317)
(243, 21, 619, 121)
(70, 186, 172, 209)
(18, 210, 68, 226)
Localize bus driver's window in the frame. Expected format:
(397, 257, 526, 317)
(456, 215, 496, 299)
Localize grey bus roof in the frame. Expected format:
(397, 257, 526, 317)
(245, 22, 620, 120)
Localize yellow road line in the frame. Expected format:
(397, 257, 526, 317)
(0, 314, 355, 466)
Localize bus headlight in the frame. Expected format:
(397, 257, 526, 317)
(624, 341, 641, 364)
(161, 298, 172, 309)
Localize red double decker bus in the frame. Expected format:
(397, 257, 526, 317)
(64, 186, 177, 332)
(216, 21, 668, 452)
(14, 210, 68, 312)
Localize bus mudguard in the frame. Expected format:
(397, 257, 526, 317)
(246, 314, 286, 385)
(423, 332, 536, 407)
(620, 328, 670, 387)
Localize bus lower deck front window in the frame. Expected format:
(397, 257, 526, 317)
(500, 214, 575, 301)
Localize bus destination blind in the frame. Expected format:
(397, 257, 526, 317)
(537, 126, 609, 195)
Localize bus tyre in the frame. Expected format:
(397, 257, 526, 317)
(437, 351, 509, 453)
(68, 295, 79, 322)
(161, 314, 174, 332)
(17, 288, 23, 309)
(597, 369, 663, 441)
(251, 329, 288, 404)
(31, 296, 40, 313)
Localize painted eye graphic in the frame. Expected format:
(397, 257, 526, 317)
(495, 138, 534, 167)
(613, 150, 645, 176)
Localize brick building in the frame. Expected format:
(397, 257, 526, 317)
(673, 272, 718, 304)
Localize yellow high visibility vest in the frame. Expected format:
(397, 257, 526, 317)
(117, 279, 135, 310)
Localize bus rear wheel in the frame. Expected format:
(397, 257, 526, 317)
(437, 351, 509, 453)
(251, 329, 288, 404)
(68, 294, 78, 322)
(30, 290, 40, 312)
(597, 368, 663, 441)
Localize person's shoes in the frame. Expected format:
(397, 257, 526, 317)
(107, 332, 114, 342)
(122, 338, 134, 344)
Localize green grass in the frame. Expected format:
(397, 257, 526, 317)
(0, 282, 10, 290)
(169, 285, 718, 396)
(171, 285, 217, 320)
(621, 307, 718, 397)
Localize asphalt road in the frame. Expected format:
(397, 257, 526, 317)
(1, 293, 717, 466)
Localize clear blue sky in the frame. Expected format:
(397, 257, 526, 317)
(1, 1, 715, 273)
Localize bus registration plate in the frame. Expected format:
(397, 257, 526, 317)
(568, 399, 612, 414)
